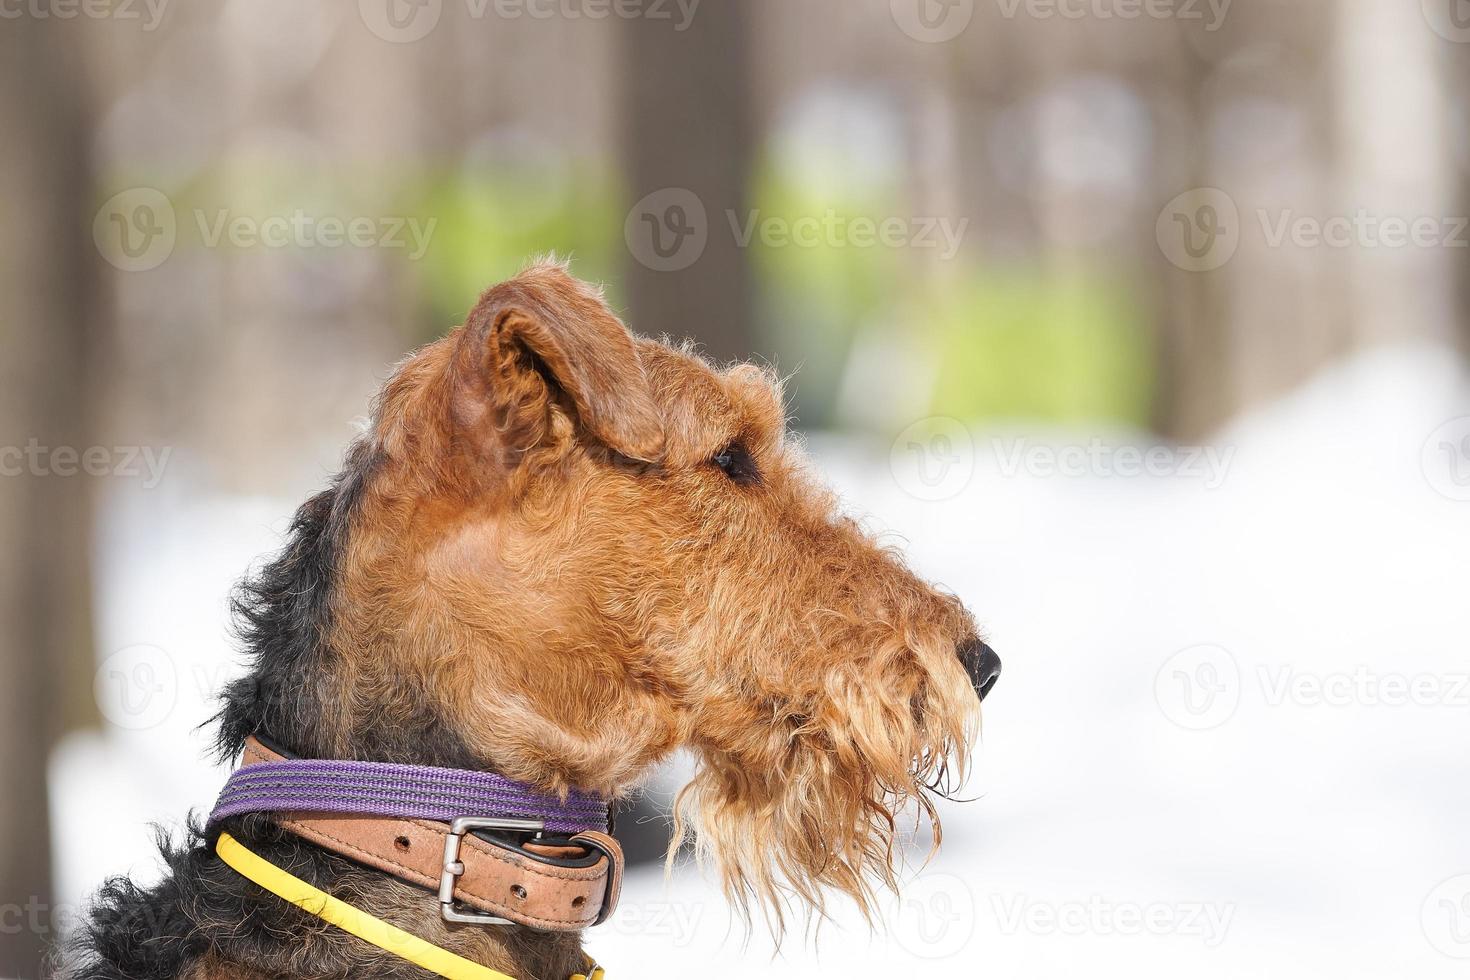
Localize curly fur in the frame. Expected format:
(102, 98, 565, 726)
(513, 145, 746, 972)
(62, 260, 986, 979)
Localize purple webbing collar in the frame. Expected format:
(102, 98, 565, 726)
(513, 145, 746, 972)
(208, 755, 609, 835)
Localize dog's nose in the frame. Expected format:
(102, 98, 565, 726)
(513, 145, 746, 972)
(958, 640, 1002, 702)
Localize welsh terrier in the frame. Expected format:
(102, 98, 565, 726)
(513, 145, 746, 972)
(65, 262, 1000, 980)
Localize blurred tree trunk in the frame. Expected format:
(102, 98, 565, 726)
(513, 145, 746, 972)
(619, 1, 755, 363)
(617, 16, 760, 863)
(1459, 53, 1470, 359)
(0, 19, 99, 979)
(1146, 37, 1231, 443)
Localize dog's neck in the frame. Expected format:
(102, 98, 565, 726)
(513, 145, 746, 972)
(199, 447, 614, 979)
(200, 814, 589, 980)
(214, 453, 508, 775)
(205, 711, 597, 979)
(208, 550, 600, 975)
(196, 811, 590, 980)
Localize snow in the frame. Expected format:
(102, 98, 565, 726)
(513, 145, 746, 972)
(53, 343, 1470, 978)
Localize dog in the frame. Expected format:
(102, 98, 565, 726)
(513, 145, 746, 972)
(64, 262, 1000, 980)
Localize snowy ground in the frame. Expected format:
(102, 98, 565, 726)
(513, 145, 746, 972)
(51, 343, 1470, 978)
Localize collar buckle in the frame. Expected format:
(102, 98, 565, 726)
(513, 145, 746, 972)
(439, 816, 545, 924)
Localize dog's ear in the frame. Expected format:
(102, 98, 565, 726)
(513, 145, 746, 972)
(451, 264, 665, 465)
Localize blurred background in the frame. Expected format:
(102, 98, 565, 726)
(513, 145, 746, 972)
(3, 1, 1470, 977)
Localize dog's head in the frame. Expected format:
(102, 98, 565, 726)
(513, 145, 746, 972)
(221, 261, 996, 928)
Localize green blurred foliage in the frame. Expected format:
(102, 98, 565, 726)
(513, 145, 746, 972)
(400, 160, 1155, 430)
(922, 268, 1153, 426)
(410, 164, 625, 340)
(745, 159, 903, 428)
(747, 161, 1154, 429)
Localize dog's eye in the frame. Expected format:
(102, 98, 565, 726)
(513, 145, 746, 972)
(712, 442, 759, 485)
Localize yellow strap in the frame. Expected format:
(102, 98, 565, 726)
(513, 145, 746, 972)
(216, 832, 603, 980)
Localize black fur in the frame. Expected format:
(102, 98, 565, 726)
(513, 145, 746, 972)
(213, 437, 485, 771)
(64, 817, 450, 980)
(64, 439, 495, 979)
(64, 827, 208, 980)
(212, 439, 376, 764)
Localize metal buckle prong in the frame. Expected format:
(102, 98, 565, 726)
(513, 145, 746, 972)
(439, 816, 545, 924)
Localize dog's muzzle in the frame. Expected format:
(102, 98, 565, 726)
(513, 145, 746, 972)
(958, 639, 1002, 702)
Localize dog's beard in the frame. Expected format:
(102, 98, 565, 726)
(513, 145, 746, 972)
(671, 642, 979, 938)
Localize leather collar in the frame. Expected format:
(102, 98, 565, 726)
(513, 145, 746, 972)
(221, 737, 623, 932)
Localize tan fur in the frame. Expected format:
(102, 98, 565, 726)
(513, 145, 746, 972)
(330, 261, 982, 941)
